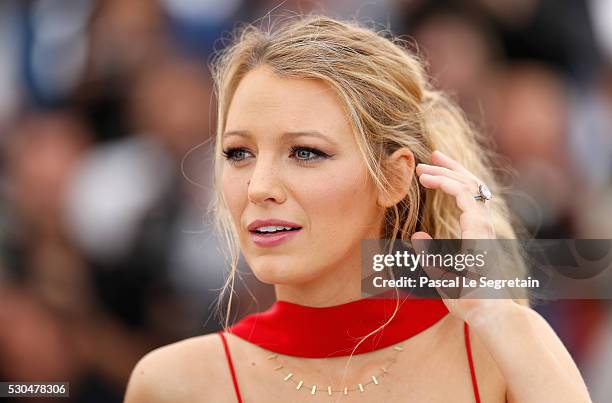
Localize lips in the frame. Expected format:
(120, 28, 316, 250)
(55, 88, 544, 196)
(247, 219, 303, 247)
(247, 219, 302, 232)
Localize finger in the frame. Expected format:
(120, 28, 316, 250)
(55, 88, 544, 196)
(416, 163, 473, 186)
(460, 211, 496, 239)
(418, 174, 479, 212)
(431, 150, 477, 179)
(419, 174, 493, 238)
(417, 247, 486, 300)
(410, 232, 461, 298)
(411, 231, 432, 241)
(417, 251, 472, 299)
(410, 231, 432, 266)
(423, 266, 461, 299)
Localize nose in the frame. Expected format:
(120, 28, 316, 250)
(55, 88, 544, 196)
(247, 157, 286, 205)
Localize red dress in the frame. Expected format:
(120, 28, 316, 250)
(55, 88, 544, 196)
(217, 297, 481, 402)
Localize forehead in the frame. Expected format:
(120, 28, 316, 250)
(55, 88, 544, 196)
(224, 66, 353, 139)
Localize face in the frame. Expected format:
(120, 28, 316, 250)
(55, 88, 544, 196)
(221, 66, 384, 285)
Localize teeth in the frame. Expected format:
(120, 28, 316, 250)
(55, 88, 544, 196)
(256, 225, 294, 233)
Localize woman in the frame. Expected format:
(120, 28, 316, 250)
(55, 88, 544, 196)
(124, 15, 591, 402)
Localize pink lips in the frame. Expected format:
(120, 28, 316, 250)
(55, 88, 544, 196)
(247, 219, 302, 247)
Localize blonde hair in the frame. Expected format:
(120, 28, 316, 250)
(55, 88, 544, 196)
(209, 14, 528, 329)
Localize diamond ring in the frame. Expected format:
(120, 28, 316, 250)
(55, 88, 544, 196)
(474, 183, 492, 202)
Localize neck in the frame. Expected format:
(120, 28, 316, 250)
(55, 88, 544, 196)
(228, 285, 449, 358)
(274, 251, 363, 307)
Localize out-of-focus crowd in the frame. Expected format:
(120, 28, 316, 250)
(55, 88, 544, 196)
(0, 0, 610, 402)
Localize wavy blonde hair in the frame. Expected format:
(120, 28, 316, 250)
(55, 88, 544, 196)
(209, 14, 528, 330)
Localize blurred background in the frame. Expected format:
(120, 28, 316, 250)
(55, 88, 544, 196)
(0, 0, 610, 402)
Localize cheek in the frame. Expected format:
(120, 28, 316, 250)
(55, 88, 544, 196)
(221, 169, 247, 219)
(301, 164, 377, 233)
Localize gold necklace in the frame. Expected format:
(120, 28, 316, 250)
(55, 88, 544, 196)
(266, 343, 404, 396)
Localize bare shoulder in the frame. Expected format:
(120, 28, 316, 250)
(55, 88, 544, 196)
(124, 332, 235, 403)
(467, 303, 589, 399)
(465, 305, 562, 375)
(516, 305, 586, 376)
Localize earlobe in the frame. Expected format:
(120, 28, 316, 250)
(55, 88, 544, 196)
(377, 147, 416, 208)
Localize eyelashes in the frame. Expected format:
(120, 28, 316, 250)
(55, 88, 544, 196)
(222, 146, 331, 165)
(222, 147, 251, 164)
(289, 145, 330, 162)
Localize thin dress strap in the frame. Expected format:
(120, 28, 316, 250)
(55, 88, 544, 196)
(218, 331, 243, 403)
(464, 322, 482, 403)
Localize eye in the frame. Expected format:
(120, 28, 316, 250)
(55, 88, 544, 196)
(289, 146, 330, 162)
(222, 147, 253, 164)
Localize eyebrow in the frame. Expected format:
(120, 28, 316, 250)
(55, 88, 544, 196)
(222, 130, 339, 146)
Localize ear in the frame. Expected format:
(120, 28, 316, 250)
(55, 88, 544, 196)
(377, 147, 416, 208)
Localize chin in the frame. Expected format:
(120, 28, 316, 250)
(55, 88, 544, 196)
(248, 255, 323, 285)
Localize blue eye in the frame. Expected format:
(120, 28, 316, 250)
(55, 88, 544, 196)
(222, 146, 331, 166)
(222, 147, 252, 164)
(290, 146, 329, 162)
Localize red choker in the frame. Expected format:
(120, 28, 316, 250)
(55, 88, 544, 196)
(227, 295, 448, 358)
